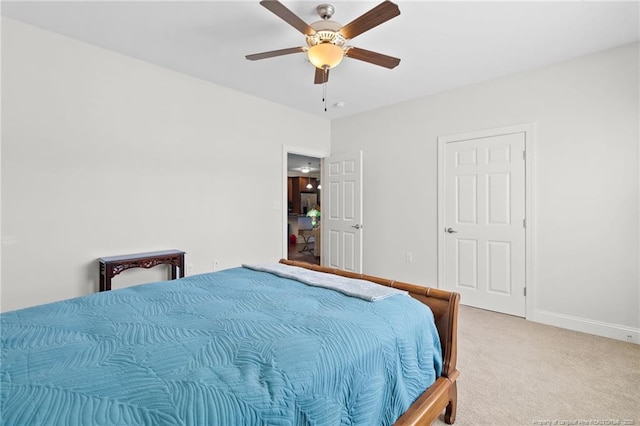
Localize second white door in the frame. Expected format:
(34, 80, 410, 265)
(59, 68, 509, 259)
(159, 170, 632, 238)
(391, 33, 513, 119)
(441, 131, 526, 317)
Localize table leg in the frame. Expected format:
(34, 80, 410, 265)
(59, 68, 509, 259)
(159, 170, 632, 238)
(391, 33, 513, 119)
(170, 265, 177, 280)
(178, 254, 185, 278)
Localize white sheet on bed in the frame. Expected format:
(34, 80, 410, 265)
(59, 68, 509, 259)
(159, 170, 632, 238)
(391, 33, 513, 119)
(242, 263, 408, 302)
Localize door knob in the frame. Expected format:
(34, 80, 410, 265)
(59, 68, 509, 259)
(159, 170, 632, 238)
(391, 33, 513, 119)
(446, 227, 457, 234)
(351, 224, 362, 229)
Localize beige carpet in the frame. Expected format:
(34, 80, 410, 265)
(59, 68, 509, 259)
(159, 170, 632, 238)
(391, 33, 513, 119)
(432, 306, 640, 426)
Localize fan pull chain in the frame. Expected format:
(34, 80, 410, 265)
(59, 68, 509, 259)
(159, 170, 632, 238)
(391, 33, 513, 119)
(323, 82, 327, 112)
(319, 67, 329, 112)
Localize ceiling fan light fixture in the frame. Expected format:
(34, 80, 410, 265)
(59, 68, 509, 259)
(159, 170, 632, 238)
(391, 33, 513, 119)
(307, 43, 344, 69)
(247, 0, 401, 87)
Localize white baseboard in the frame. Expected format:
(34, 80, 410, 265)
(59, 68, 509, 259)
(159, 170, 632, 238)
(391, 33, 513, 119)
(534, 310, 640, 345)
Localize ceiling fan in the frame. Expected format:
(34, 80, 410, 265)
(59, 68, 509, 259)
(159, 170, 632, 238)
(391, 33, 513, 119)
(246, 0, 401, 84)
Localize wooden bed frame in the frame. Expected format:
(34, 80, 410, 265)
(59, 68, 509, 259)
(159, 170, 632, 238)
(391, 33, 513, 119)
(280, 259, 460, 425)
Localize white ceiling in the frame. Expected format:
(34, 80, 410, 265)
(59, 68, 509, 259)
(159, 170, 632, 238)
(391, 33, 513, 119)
(288, 153, 322, 176)
(2, 1, 639, 120)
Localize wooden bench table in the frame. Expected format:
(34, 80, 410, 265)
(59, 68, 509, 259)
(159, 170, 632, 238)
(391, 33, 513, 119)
(98, 249, 185, 292)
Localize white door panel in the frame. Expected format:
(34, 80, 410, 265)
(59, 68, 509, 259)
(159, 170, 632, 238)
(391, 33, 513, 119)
(457, 239, 478, 288)
(443, 132, 526, 316)
(323, 151, 363, 273)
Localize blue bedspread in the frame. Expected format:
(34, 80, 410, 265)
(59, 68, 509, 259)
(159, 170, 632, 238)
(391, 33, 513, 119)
(1, 267, 442, 425)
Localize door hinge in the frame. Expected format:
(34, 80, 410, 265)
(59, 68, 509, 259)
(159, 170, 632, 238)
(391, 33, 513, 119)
(523, 151, 526, 160)
(524, 287, 527, 296)
(523, 218, 526, 228)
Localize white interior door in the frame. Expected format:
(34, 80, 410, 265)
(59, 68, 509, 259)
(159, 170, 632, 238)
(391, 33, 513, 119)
(323, 151, 363, 273)
(442, 132, 526, 316)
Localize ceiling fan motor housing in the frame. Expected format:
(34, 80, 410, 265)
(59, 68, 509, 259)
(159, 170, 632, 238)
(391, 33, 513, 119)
(306, 20, 346, 48)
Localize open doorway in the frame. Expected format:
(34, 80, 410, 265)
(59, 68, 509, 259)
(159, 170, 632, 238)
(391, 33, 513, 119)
(286, 153, 322, 265)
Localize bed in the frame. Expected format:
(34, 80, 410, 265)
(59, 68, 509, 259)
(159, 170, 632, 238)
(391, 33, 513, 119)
(0, 259, 459, 425)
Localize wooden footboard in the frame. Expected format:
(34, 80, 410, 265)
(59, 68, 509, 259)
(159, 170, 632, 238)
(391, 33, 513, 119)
(279, 259, 460, 425)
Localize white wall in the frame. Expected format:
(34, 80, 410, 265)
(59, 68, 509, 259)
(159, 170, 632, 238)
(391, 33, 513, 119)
(331, 43, 640, 342)
(1, 18, 330, 311)
(2, 18, 638, 343)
